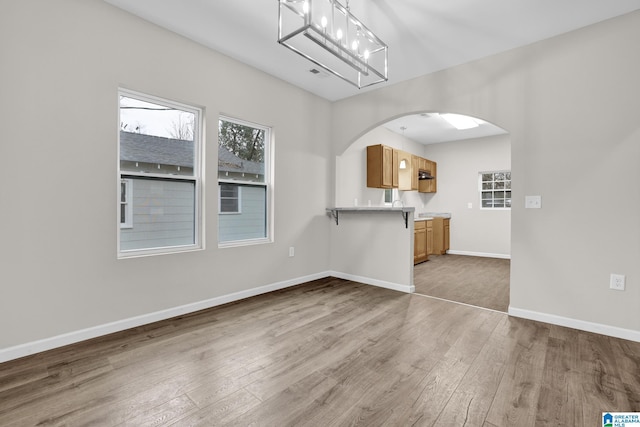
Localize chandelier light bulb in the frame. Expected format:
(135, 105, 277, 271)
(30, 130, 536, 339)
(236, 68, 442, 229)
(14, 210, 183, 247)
(336, 28, 343, 40)
(321, 16, 327, 28)
(302, 1, 309, 14)
(364, 49, 370, 60)
(351, 40, 358, 51)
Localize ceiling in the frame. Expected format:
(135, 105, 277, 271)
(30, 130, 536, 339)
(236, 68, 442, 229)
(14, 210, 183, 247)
(104, 0, 640, 143)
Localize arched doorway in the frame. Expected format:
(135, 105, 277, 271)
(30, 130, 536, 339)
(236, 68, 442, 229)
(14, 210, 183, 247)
(335, 111, 511, 311)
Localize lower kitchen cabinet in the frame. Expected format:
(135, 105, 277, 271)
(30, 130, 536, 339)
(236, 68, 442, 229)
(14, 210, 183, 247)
(432, 217, 450, 255)
(414, 220, 431, 264)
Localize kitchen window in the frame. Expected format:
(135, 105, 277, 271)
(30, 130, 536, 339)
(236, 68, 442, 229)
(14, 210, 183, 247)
(117, 89, 203, 257)
(480, 171, 511, 209)
(218, 116, 271, 246)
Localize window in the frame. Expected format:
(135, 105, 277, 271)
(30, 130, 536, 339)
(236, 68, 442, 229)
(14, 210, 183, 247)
(218, 116, 271, 245)
(480, 171, 511, 209)
(219, 184, 240, 213)
(120, 179, 132, 228)
(118, 89, 203, 257)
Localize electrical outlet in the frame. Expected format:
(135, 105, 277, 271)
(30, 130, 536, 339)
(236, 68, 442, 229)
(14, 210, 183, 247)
(610, 273, 625, 291)
(289, 247, 295, 257)
(467, 202, 473, 209)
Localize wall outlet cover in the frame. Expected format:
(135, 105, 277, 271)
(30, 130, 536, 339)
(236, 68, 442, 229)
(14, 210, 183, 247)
(610, 273, 625, 291)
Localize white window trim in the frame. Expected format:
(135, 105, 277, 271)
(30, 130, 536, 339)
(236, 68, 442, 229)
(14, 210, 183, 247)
(217, 115, 273, 248)
(120, 178, 133, 229)
(117, 88, 204, 258)
(479, 170, 511, 211)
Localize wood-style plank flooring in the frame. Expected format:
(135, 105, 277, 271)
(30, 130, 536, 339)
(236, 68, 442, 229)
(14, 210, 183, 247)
(414, 255, 510, 312)
(1, 277, 639, 426)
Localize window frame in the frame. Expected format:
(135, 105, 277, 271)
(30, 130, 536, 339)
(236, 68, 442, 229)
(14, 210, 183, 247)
(217, 115, 272, 248)
(479, 170, 511, 210)
(117, 88, 204, 258)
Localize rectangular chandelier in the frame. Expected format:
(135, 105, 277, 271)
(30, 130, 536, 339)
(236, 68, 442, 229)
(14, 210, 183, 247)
(278, 0, 388, 89)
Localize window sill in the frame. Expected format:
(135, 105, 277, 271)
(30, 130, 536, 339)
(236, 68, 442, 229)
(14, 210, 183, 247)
(218, 237, 272, 249)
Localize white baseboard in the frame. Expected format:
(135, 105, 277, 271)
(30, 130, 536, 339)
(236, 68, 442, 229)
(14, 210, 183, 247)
(447, 250, 511, 259)
(508, 306, 640, 343)
(0, 271, 332, 364)
(329, 271, 415, 294)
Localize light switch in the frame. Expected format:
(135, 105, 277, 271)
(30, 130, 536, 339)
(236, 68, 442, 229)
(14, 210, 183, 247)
(525, 195, 542, 209)
(467, 202, 473, 209)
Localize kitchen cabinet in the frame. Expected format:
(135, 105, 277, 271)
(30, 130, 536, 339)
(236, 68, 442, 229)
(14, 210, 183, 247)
(432, 217, 450, 255)
(418, 159, 437, 193)
(426, 220, 433, 256)
(367, 144, 397, 188)
(411, 156, 419, 191)
(367, 144, 437, 193)
(414, 220, 428, 264)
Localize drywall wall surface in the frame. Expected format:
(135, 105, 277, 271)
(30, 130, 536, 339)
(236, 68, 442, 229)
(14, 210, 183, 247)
(331, 10, 640, 333)
(0, 0, 332, 350)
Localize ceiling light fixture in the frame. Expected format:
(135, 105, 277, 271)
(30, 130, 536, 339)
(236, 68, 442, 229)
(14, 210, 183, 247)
(278, 0, 388, 89)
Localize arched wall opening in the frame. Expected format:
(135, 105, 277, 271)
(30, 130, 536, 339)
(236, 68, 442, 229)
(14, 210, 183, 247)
(333, 111, 511, 310)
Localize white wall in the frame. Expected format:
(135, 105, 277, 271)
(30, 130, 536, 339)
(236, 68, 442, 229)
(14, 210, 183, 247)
(330, 11, 640, 337)
(0, 0, 332, 354)
(423, 135, 511, 257)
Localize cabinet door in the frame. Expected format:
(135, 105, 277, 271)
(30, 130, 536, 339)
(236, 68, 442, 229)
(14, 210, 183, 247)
(392, 149, 399, 188)
(444, 219, 450, 252)
(426, 221, 433, 255)
(382, 145, 394, 187)
(414, 227, 427, 264)
(367, 144, 397, 189)
(411, 156, 419, 190)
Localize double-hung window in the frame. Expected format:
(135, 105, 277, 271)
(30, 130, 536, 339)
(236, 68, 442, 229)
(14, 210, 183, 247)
(218, 116, 271, 245)
(480, 171, 511, 209)
(118, 89, 203, 257)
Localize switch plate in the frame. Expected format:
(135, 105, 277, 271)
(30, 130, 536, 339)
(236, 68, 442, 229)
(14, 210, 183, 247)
(610, 273, 625, 291)
(525, 195, 542, 209)
(289, 247, 295, 257)
(467, 202, 473, 209)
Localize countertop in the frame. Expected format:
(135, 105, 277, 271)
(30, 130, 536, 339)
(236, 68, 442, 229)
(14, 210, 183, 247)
(327, 206, 415, 213)
(418, 212, 451, 219)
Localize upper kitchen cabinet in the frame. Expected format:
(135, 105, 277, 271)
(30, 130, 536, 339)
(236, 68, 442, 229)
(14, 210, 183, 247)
(366, 144, 398, 188)
(367, 144, 437, 192)
(419, 159, 437, 193)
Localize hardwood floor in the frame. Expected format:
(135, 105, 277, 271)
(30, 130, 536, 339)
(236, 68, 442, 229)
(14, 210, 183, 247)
(414, 255, 510, 312)
(1, 277, 639, 426)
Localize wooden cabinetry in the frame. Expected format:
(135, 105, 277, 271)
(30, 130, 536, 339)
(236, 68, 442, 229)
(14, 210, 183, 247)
(414, 220, 428, 264)
(367, 144, 397, 188)
(418, 159, 437, 193)
(431, 217, 450, 255)
(367, 144, 437, 193)
(426, 220, 434, 256)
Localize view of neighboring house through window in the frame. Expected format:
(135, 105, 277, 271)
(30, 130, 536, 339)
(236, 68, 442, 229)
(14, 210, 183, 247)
(218, 116, 271, 245)
(118, 89, 202, 257)
(480, 171, 511, 209)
